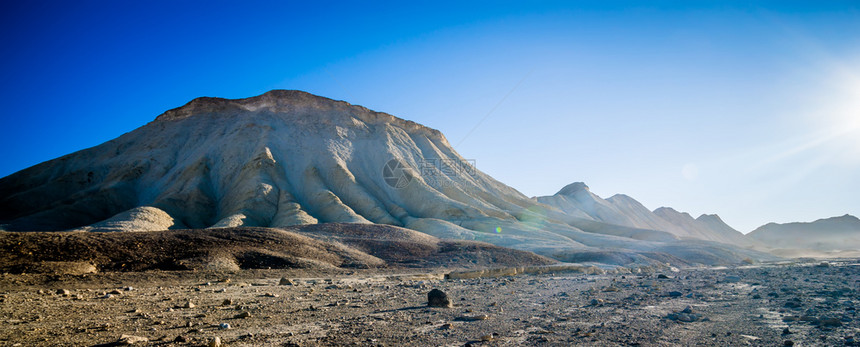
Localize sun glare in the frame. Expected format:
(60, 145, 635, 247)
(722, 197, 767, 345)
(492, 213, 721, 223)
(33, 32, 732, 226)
(809, 58, 860, 161)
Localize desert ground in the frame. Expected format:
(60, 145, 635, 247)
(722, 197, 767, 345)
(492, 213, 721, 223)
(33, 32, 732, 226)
(0, 258, 857, 347)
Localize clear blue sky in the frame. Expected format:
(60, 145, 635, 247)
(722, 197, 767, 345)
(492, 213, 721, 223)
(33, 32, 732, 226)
(2, 1, 859, 232)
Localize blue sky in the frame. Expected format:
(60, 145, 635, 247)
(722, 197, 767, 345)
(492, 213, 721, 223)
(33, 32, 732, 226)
(1, 1, 859, 232)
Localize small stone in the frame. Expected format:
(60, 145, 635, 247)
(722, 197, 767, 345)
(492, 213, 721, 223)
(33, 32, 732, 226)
(782, 316, 799, 323)
(263, 293, 279, 298)
(219, 323, 231, 330)
(56, 289, 70, 295)
(668, 291, 682, 298)
(818, 317, 842, 327)
(784, 300, 802, 309)
(782, 327, 792, 335)
(234, 311, 251, 319)
(428, 289, 452, 308)
(783, 340, 794, 346)
(724, 275, 741, 283)
(681, 306, 693, 314)
(480, 334, 495, 341)
(666, 311, 698, 323)
(184, 301, 195, 309)
(590, 298, 604, 306)
(208, 336, 222, 347)
(109, 290, 122, 295)
(657, 274, 669, 279)
(118, 334, 149, 344)
(222, 299, 233, 306)
(279, 278, 294, 285)
(457, 314, 490, 321)
(174, 335, 189, 343)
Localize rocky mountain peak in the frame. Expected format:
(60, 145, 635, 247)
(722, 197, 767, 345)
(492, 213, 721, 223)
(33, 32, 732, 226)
(152, 89, 446, 141)
(556, 182, 590, 196)
(696, 214, 723, 223)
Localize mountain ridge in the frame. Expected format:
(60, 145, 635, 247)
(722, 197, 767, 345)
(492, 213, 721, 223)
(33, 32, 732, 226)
(747, 214, 860, 251)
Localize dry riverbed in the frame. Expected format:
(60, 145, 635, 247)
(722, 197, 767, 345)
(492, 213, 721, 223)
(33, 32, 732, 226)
(0, 260, 858, 346)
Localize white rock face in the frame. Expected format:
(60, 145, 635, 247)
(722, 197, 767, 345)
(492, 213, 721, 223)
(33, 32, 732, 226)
(69, 206, 175, 232)
(0, 90, 772, 265)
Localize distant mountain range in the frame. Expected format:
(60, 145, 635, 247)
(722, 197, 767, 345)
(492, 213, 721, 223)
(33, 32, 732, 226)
(536, 182, 756, 247)
(747, 214, 860, 251)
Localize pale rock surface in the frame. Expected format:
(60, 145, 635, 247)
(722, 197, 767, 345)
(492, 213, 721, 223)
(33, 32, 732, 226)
(69, 206, 175, 232)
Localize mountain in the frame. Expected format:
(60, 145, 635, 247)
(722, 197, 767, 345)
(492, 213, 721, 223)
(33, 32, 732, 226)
(653, 208, 755, 246)
(0, 90, 773, 267)
(695, 214, 754, 246)
(537, 183, 755, 247)
(747, 214, 860, 251)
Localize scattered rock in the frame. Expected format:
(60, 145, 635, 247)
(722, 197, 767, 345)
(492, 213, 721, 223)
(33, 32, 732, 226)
(117, 334, 149, 345)
(56, 289, 70, 296)
(279, 277, 294, 285)
(428, 289, 452, 308)
(783, 340, 794, 346)
(590, 298, 604, 306)
(208, 336, 222, 347)
(174, 335, 190, 343)
(782, 327, 792, 335)
(184, 301, 195, 309)
(219, 323, 231, 330)
(222, 299, 233, 306)
(234, 312, 251, 319)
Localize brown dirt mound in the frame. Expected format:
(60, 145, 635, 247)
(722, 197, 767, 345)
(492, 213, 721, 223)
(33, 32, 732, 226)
(0, 223, 555, 274)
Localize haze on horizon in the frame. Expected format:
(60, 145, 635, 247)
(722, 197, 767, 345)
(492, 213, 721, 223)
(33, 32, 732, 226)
(1, 1, 858, 233)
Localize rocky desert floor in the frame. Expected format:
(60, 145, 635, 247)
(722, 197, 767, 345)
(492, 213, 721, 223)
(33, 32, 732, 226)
(0, 259, 858, 347)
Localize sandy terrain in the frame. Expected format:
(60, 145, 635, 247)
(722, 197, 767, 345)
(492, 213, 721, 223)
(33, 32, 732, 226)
(0, 259, 857, 346)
